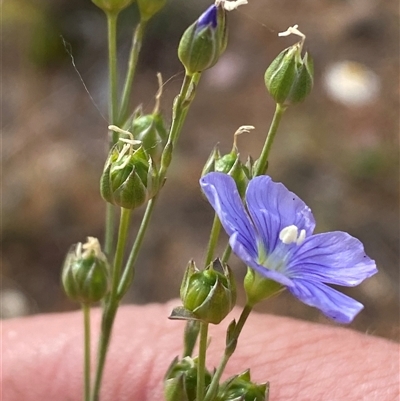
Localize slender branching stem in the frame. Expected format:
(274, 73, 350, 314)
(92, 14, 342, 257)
(104, 11, 119, 257)
(91, 208, 131, 401)
(117, 197, 157, 298)
(253, 103, 287, 177)
(159, 73, 200, 179)
(83, 303, 91, 401)
(106, 12, 119, 144)
(196, 322, 209, 401)
(118, 20, 148, 124)
(203, 304, 253, 401)
(204, 214, 222, 267)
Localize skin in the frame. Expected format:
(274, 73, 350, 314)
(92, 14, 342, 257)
(3, 301, 399, 401)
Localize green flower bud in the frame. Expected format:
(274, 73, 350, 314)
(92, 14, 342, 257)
(244, 267, 283, 307)
(62, 237, 109, 304)
(178, 2, 228, 75)
(264, 25, 314, 106)
(217, 370, 269, 401)
(164, 356, 212, 401)
(137, 0, 166, 21)
(180, 259, 236, 325)
(100, 131, 160, 209)
(131, 107, 168, 164)
(202, 126, 254, 197)
(202, 128, 255, 197)
(92, 0, 134, 14)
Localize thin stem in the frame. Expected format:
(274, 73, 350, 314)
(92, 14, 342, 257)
(159, 73, 199, 179)
(104, 204, 115, 258)
(169, 74, 192, 145)
(183, 320, 200, 358)
(253, 103, 287, 177)
(196, 322, 209, 401)
(221, 244, 232, 264)
(106, 12, 119, 144)
(104, 11, 119, 258)
(118, 20, 148, 125)
(203, 304, 253, 401)
(117, 197, 157, 298)
(91, 207, 131, 401)
(83, 303, 91, 401)
(204, 214, 221, 267)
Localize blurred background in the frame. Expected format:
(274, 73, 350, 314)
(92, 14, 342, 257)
(2, 0, 399, 341)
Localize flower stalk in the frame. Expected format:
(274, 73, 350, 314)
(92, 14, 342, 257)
(91, 207, 131, 401)
(204, 214, 222, 267)
(253, 103, 286, 177)
(83, 303, 92, 401)
(204, 304, 253, 401)
(196, 322, 209, 401)
(118, 20, 148, 125)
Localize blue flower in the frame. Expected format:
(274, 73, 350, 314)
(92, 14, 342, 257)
(200, 172, 378, 323)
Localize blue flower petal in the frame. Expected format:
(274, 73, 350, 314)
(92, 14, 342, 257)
(200, 173, 258, 258)
(287, 232, 377, 286)
(288, 279, 364, 323)
(197, 5, 218, 29)
(246, 176, 316, 254)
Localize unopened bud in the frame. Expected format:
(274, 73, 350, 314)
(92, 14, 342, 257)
(264, 25, 313, 106)
(164, 356, 212, 401)
(217, 370, 269, 401)
(178, 1, 230, 75)
(131, 108, 168, 164)
(62, 237, 109, 304)
(202, 126, 254, 197)
(100, 127, 160, 209)
(92, 0, 134, 14)
(179, 259, 236, 325)
(137, 0, 166, 21)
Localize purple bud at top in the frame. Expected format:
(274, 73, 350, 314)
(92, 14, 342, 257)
(197, 5, 218, 29)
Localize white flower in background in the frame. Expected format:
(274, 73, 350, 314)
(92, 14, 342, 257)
(323, 60, 380, 107)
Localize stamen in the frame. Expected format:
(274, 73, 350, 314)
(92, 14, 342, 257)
(76, 242, 83, 258)
(82, 237, 102, 258)
(233, 125, 255, 148)
(279, 225, 299, 244)
(119, 137, 142, 146)
(113, 144, 134, 171)
(278, 24, 306, 52)
(108, 125, 141, 146)
(279, 225, 307, 245)
(278, 24, 305, 40)
(153, 72, 163, 114)
(297, 229, 306, 245)
(216, 0, 248, 11)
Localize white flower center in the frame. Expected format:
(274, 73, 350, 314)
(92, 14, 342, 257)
(279, 225, 306, 246)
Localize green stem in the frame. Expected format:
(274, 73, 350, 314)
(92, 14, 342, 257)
(118, 20, 148, 124)
(221, 244, 232, 264)
(204, 214, 221, 267)
(83, 303, 91, 401)
(183, 320, 200, 358)
(203, 304, 253, 401)
(91, 208, 131, 401)
(117, 73, 201, 295)
(117, 197, 157, 298)
(159, 73, 200, 179)
(104, 204, 115, 258)
(196, 322, 209, 401)
(169, 74, 192, 145)
(104, 11, 119, 258)
(106, 11, 119, 144)
(253, 103, 287, 177)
